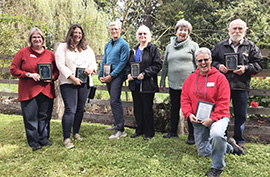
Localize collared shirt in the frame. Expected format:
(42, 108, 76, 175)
(229, 38, 244, 53)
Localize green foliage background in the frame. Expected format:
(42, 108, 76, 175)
(0, 0, 109, 55)
(1, 0, 270, 55)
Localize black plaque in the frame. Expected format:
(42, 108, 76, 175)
(195, 100, 215, 121)
(103, 64, 112, 77)
(75, 67, 87, 83)
(37, 63, 52, 80)
(131, 62, 140, 78)
(225, 53, 239, 70)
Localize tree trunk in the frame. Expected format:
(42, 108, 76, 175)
(143, 0, 152, 30)
(53, 42, 64, 119)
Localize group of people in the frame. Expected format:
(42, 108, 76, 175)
(10, 18, 263, 177)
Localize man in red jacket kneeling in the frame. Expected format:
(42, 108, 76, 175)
(181, 47, 245, 177)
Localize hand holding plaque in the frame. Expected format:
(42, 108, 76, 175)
(37, 63, 52, 80)
(75, 67, 87, 83)
(131, 62, 140, 78)
(224, 53, 239, 71)
(195, 100, 215, 121)
(103, 64, 112, 77)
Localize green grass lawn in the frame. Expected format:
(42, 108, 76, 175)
(0, 114, 269, 177)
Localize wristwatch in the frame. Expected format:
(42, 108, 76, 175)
(26, 72, 31, 77)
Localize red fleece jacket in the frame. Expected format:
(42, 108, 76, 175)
(181, 67, 230, 122)
(10, 47, 59, 101)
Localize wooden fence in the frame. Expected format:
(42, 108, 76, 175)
(1, 50, 270, 134)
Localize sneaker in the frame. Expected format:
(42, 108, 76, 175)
(227, 138, 245, 155)
(64, 138, 75, 149)
(206, 168, 223, 177)
(108, 131, 127, 140)
(73, 133, 83, 141)
(106, 125, 117, 130)
(163, 132, 178, 138)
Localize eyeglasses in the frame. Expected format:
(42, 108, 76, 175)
(197, 58, 210, 63)
(110, 28, 120, 31)
(138, 32, 147, 36)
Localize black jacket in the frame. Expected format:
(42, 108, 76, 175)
(126, 42, 162, 93)
(211, 37, 263, 91)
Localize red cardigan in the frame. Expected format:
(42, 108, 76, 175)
(10, 47, 59, 101)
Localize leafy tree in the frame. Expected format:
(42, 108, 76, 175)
(0, 0, 109, 55)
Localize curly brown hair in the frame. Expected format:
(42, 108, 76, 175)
(65, 24, 87, 52)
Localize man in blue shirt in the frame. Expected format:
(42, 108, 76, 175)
(98, 20, 129, 140)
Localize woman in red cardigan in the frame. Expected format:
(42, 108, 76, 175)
(10, 27, 59, 151)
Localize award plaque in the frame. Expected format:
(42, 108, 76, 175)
(225, 53, 239, 70)
(131, 62, 140, 78)
(75, 67, 87, 83)
(195, 100, 215, 121)
(37, 63, 52, 80)
(103, 64, 112, 77)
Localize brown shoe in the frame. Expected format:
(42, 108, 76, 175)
(64, 138, 74, 149)
(227, 138, 245, 155)
(73, 133, 83, 141)
(238, 143, 247, 149)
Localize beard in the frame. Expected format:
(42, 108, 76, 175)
(230, 32, 245, 42)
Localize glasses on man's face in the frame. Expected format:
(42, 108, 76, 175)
(110, 28, 119, 32)
(138, 32, 147, 36)
(197, 58, 210, 63)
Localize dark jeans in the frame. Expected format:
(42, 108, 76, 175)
(21, 93, 53, 147)
(132, 84, 155, 137)
(106, 76, 125, 132)
(169, 88, 194, 138)
(60, 84, 90, 139)
(231, 90, 248, 144)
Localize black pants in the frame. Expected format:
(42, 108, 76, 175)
(106, 76, 125, 131)
(169, 88, 194, 138)
(21, 93, 53, 147)
(132, 84, 155, 137)
(60, 84, 90, 139)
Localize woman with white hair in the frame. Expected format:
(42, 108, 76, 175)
(126, 25, 162, 140)
(160, 19, 199, 144)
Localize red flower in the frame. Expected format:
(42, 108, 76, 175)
(267, 79, 270, 83)
(250, 101, 258, 108)
(262, 77, 266, 79)
(252, 77, 257, 79)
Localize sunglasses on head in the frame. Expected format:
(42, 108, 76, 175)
(197, 58, 210, 63)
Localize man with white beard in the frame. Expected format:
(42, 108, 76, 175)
(211, 19, 263, 150)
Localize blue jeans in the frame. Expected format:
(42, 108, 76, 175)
(21, 93, 53, 147)
(231, 90, 248, 144)
(106, 76, 125, 132)
(193, 117, 233, 170)
(60, 84, 90, 139)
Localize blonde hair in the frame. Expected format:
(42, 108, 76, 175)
(27, 27, 45, 47)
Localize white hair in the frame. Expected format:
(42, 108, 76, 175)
(228, 19, 247, 32)
(195, 47, 212, 59)
(136, 25, 151, 42)
(110, 20, 122, 29)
